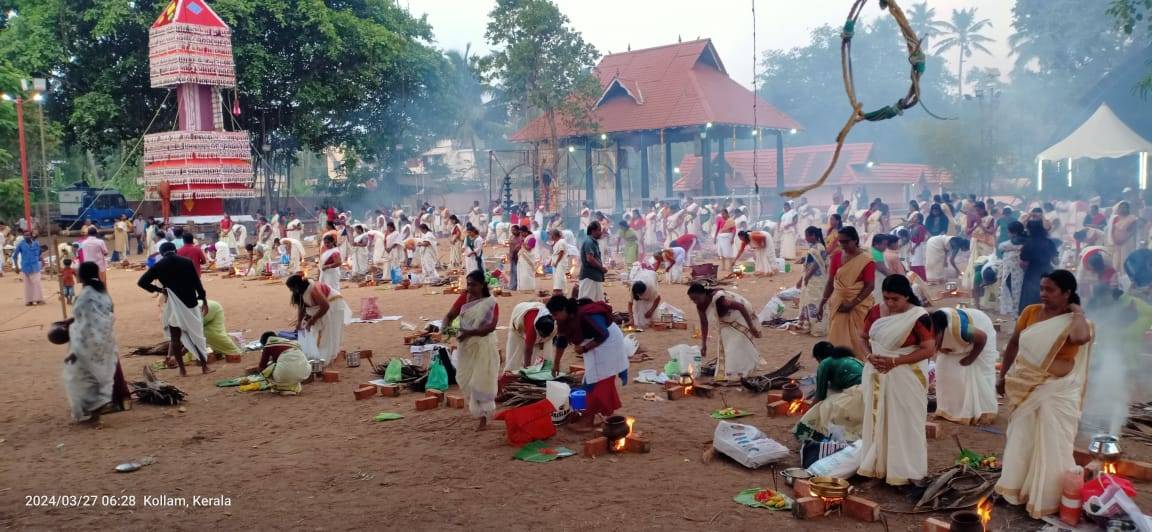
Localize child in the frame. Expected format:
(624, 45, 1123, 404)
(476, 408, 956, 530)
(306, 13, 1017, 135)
(61, 258, 76, 305)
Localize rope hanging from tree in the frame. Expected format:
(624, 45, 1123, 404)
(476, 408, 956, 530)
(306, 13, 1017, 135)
(781, 0, 927, 199)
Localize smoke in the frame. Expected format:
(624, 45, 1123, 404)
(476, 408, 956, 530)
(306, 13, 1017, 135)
(1078, 294, 1144, 442)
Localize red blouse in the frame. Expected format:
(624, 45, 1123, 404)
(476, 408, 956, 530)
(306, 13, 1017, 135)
(828, 251, 876, 283)
(864, 305, 933, 347)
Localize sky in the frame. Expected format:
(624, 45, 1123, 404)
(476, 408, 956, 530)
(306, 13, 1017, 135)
(408, 0, 1016, 88)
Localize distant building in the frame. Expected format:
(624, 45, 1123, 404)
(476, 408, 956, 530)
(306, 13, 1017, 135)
(407, 140, 479, 181)
(674, 143, 952, 208)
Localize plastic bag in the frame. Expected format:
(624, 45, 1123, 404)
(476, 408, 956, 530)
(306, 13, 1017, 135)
(668, 344, 702, 377)
(757, 297, 786, 323)
(623, 334, 640, 360)
(383, 358, 403, 383)
(297, 329, 322, 361)
(712, 421, 790, 469)
(426, 356, 448, 391)
(807, 441, 862, 479)
(775, 287, 801, 301)
(360, 297, 381, 321)
(390, 267, 403, 285)
(545, 381, 571, 410)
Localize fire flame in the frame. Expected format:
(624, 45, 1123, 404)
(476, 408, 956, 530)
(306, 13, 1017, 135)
(611, 417, 636, 451)
(1103, 462, 1118, 475)
(976, 497, 992, 526)
(787, 399, 804, 415)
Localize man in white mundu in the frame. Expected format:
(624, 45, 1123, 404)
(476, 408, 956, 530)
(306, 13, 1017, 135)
(688, 283, 762, 378)
(503, 301, 557, 372)
(548, 229, 574, 295)
(930, 308, 998, 426)
(995, 271, 1093, 519)
(857, 275, 935, 486)
(137, 242, 213, 376)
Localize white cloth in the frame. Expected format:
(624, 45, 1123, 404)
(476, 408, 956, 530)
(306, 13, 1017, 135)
(307, 285, 352, 364)
(996, 313, 1091, 518)
(63, 286, 118, 421)
(934, 308, 999, 425)
(582, 323, 630, 384)
(779, 210, 798, 260)
(666, 247, 686, 284)
(163, 289, 208, 364)
(631, 269, 660, 328)
(418, 238, 439, 280)
(708, 290, 760, 377)
(214, 242, 234, 269)
(516, 245, 536, 291)
(717, 232, 735, 259)
(925, 235, 951, 282)
(578, 278, 604, 302)
(281, 238, 305, 273)
(319, 247, 342, 292)
(503, 302, 555, 372)
(551, 240, 569, 291)
(858, 306, 929, 486)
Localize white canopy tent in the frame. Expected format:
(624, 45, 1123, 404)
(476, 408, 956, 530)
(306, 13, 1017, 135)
(1036, 103, 1152, 191)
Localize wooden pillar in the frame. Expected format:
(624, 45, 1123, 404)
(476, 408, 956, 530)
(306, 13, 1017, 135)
(614, 139, 624, 214)
(585, 139, 594, 209)
(700, 133, 712, 197)
(775, 130, 786, 198)
(664, 133, 674, 199)
(640, 134, 650, 201)
(715, 134, 727, 196)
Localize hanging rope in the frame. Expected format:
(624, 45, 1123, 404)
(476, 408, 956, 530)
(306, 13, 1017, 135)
(781, 0, 928, 199)
(751, 0, 759, 195)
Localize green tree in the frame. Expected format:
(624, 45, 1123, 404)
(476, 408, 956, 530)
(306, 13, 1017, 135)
(445, 45, 508, 183)
(934, 8, 995, 97)
(1011, 0, 1129, 88)
(1108, 0, 1152, 94)
(907, 2, 945, 48)
(0, 0, 453, 200)
(480, 0, 599, 182)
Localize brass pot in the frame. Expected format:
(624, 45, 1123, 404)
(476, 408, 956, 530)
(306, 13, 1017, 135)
(808, 477, 850, 499)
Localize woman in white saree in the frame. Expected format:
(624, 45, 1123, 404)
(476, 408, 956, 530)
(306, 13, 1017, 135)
(317, 235, 342, 292)
(287, 274, 352, 366)
(443, 271, 501, 430)
(688, 283, 763, 378)
(280, 237, 305, 275)
(348, 225, 371, 277)
(995, 270, 1093, 519)
(857, 274, 937, 486)
(629, 269, 662, 329)
(62, 263, 130, 423)
(516, 225, 538, 292)
(930, 307, 998, 426)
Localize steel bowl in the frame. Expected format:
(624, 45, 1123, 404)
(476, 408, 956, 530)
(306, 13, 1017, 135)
(808, 476, 851, 499)
(1089, 434, 1122, 462)
(780, 467, 812, 487)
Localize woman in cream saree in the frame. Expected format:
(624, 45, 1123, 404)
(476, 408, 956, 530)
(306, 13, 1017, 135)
(995, 270, 1093, 519)
(930, 307, 998, 426)
(798, 226, 828, 336)
(819, 227, 875, 358)
(857, 274, 936, 486)
(444, 270, 501, 430)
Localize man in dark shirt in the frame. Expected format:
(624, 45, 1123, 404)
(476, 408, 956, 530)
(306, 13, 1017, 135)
(138, 242, 212, 376)
(175, 233, 207, 276)
(577, 221, 607, 302)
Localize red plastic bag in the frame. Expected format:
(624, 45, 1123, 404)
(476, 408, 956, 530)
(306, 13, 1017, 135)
(1082, 474, 1136, 501)
(494, 399, 556, 446)
(360, 297, 381, 321)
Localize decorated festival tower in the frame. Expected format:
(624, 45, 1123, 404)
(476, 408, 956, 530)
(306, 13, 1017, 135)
(141, 0, 255, 217)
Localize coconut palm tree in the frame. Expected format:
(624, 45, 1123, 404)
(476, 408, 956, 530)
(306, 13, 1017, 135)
(934, 8, 995, 98)
(445, 44, 506, 182)
(907, 2, 945, 48)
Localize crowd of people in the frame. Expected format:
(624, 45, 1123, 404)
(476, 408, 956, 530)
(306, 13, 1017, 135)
(15, 185, 1148, 522)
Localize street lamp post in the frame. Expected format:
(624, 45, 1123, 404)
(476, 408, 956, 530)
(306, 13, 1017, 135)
(2, 92, 33, 231)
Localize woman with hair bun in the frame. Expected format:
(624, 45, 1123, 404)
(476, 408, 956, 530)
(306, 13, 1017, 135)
(995, 270, 1094, 518)
(61, 262, 131, 424)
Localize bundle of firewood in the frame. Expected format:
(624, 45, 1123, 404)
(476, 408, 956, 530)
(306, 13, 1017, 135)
(737, 353, 803, 393)
(1122, 402, 1152, 445)
(128, 342, 170, 357)
(131, 366, 187, 406)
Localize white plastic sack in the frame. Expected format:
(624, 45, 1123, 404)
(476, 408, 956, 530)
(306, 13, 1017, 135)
(297, 329, 322, 362)
(775, 287, 801, 301)
(712, 421, 790, 469)
(545, 381, 571, 410)
(668, 344, 702, 377)
(807, 441, 862, 479)
(656, 303, 686, 322)
(623, 333, 640, 359)
(757, 296, 786, 323)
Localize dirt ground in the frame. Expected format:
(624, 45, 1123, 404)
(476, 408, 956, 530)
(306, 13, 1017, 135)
(0, 246, 1147, 531)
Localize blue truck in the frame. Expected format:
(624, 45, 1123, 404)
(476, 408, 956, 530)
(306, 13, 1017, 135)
(56, 182, 135, 230)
